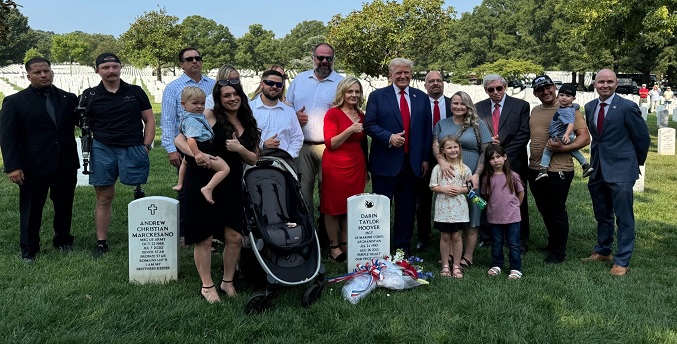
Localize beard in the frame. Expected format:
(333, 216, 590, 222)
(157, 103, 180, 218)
(315, 64, 332, 78)
(262, 90, 280, 101)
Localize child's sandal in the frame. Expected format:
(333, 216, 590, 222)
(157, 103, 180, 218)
(452, 265, 463, 279)
(487, 266, 502, 276)
(440, 266, 451, 277)
(508, 270, 523, 280)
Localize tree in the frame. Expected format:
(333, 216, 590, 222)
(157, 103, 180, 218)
(119, 7, 181, 81)
(279, 20, 327, 67)
(0, 8, 33, 66)
(473, 59, 544, 81)
(85, 34, 120, 67)
(179, 15, 237, 71)
(0, 0, 19, 42)
(234, 24, 279, 73)
(23, 47, 41, 63)
(50, 32, 91, 73)
(28, 29, 55, 61)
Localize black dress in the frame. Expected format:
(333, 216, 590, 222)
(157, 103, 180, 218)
(183, 122, 256, 245)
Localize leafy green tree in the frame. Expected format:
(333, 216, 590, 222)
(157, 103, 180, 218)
(23, 47, 41, 63)
(28, 29, 54, 61)
(0, 0, 19, 42)
(234, 24, 279, 73)
(279, 20, 327, 67)
(84, 34, 120, 67)
(473, 58, 544, 81)
(179, 15, 237, 71)
(0, 8, 32, 65)
(119, 7, 181, 81)
(50, 31, 91, 73)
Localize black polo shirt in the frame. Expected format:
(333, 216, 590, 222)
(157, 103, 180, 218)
(88, 80, 152, 146)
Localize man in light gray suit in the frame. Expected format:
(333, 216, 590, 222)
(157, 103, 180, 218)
(581, 69, 650, 276)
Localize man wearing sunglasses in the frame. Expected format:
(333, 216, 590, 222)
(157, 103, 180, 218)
(287, 43, 344, 247)
(161, 48, 215, 170)
(475, 74, 531, 253)
(249, 70, 303, 158)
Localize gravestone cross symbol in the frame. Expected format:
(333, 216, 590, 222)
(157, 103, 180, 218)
(148, 204, 157, 215)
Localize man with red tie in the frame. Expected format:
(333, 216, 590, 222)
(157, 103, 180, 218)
(415, 71, 451, 251)
(475, 74, 531, 252)
(364, 58, 432, 254)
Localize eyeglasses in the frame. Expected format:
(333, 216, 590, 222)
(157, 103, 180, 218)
(262, 80, 284, 88)
(486, 86, 504, 93)
(217, 79, 240, 86)
(315, 55, 334, 62)
(182, 56, 202, 62)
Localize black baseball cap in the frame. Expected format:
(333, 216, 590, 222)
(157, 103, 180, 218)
(532, 75, 554, 90)
(95, 53, 121, 68)
(558, 84, 577, 97)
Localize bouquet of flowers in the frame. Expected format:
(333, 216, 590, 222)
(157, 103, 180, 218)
(328, 249, 430, 304)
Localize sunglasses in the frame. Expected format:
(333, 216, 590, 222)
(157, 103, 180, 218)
(217, 79, 240, 86)
(315, 55, 334, 62)
(182, 56, 202, 62)
(486, 86, 504, 93)
(262, 80, 284, 88)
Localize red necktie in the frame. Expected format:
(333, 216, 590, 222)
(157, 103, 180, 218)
(399, 90, 410, 153)
(597, 102, 607, 135)
(433, 100, 440, 127)
(492, 103, 500, 136)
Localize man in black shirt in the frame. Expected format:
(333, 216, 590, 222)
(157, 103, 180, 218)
(83, 53, 155, 257)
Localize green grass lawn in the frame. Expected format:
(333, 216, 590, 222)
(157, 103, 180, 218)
(0, 99, 676, 343)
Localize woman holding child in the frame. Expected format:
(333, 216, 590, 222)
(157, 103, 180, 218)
(178, 78, 259, 303)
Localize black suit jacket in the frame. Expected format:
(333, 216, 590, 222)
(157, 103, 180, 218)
(0, 86, 80, 175)
(475, 95, 530, 174)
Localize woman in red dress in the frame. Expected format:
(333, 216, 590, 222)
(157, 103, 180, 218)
(321, 77, 368, 262)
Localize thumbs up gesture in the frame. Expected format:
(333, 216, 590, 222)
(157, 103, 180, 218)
(264, 133, 281, 149)
(389, 130, 406, 147)
(226, 132, 242, 152)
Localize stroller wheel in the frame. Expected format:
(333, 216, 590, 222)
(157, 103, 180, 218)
(245, 292, 271, 315)
(301, 282, 325, 308)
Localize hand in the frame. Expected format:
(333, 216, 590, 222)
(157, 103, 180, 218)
(168, 152, 181, 168)
(491, 134, 500, 144)
(546, 137, 564, 152)
(389, 130, 406, 148)
(469, 174, 480, 190)
(421, 161, 429, 176)
(296, 106, 308, 126)
(264, 134, 280, 149)
(446, 185, 459, 197)
(348, 118, 363, 134)
(561, 135, 570, 144)
(438, 160, 456, 179)
(226, 133, 243, 152)
(7, 169, 24, 185)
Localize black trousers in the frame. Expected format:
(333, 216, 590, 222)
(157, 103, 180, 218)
(19, 160, 76, 258)
(527, 169, 573, 259)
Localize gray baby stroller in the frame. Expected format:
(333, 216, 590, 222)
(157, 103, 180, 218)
(242, 149, 325, 314)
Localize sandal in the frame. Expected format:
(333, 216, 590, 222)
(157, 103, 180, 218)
(200, 285, 221, 303)
(440, 266, 451, 277)
(452, 265, 463, 279)
(219, 280, 237, 297)
(328, 245, 346, 263)
(487, 266, 502, 276)
(460, 257, 473, 269)
(508, 270, 523, 280)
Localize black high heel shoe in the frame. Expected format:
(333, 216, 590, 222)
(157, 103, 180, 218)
(328, 245, 346, 263)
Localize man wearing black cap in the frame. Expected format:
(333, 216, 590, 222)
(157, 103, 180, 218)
(535, 83, 594, 181)
(528, 75, 590, 264)
(0, 57, 79, 262)
(81, 53, 155, 257)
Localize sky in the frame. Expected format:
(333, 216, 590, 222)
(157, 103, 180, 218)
(17, 0, 483, 38)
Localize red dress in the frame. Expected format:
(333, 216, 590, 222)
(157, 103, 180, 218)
(320, 107, 367, 215)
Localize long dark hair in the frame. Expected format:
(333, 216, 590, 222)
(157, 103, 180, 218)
(212, 82, 260, 147)
(482, 144, 519, 196)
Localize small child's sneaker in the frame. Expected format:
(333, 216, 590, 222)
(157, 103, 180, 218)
(582, 163, 594, 178)
(535, 168, 548, 181)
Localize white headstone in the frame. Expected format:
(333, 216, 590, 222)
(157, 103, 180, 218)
(633, 165, 645, 192)
(347, 194, 390, 272)
(658, 127, 676, 155)
(128, 196, 180, 284)
(673, 108, 677, 122)
(641, 106, 648, 121)
(657, 106, 669, 127)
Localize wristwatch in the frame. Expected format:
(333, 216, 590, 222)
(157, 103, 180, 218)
(145, 144, 153, 151)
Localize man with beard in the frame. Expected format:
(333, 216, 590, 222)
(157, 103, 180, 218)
(475, 74, 531, 252)
(415, 71, 452, 251)
(527, 75, 590, 264)
(287, 43, 344, 247)
(0, 57, 79, 262)
(250, 69, 303, 158)
(364, 58, 432, 254)
(81, 53, 155, 257)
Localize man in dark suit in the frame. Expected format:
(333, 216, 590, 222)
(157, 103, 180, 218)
(415, 71, 451, 251)
(0, 57, 80, 262)
(581, 69, 650, 276)
(364, 58, 432, 254)
(475, 74, 531, 252)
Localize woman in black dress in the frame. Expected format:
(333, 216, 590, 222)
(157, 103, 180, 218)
(178, 79, 259, 303)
